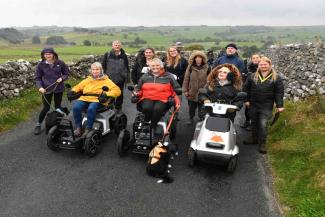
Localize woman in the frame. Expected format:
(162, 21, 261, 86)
(135, 58, 180, 130)
(182, 50, 210, 124)
(34, 47, 69, 135)
(71, 62, 121, 136)
(165, 46, 188, 86)
(241, 53, 261, 129)
(131, 47, 155, 84)
(243, 56, 284, 154)
(199, 63, 243, 122)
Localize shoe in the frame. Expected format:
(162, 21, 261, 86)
(186, 118, 194, 125)
(34, 125, 41, 135)
(258, 143, 267, 154)
(81, 128, 91, 138)
(74, 128, 83, 137)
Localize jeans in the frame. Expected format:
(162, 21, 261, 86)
(38, 92, 63, 123)
(250, 106, 273, 145)
(72, 100, 103, 129)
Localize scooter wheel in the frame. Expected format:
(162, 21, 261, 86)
(114, 114, 127, 135)
(226, 155, 238, 173)
(84, 131, 101, 157)
(117, 129, 130, 157)
(187, 148, 196, 167)
(47, 126, 60, 152)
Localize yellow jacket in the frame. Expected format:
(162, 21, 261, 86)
(72, 75, 121, 105)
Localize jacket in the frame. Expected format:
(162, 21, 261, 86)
(72, 74, 121, 105)
(243, 72, 284, 111)
(199, 81, 243, 108)
(137, 70, 180, 104)
(165, 56, 188, 86)
(131, 57, 148, 85)
(35, 58, 69, 93)
(102, 49, 129, 85)
(182, 50, 210, 102)
(213, 54, 246, 75)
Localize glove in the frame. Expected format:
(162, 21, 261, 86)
(131, 95, 140, 103)
(98, 93, 109, 103)
(67, 91, 81, 101)
(226, 72, 235, 82)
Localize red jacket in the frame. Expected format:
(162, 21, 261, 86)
(137, 69, 181, 105)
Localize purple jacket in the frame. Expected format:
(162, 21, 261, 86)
(35, 59, 69, 93)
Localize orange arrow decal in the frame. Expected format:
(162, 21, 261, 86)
(210, 135, 223, 143)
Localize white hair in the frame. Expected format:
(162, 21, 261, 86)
(149, 58, 164, 68)
(90, 62, 103, 72)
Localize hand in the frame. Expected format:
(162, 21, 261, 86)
(39, 87, 46, 94)
(245, 101, 250, 107)
(277, 107, 285, 113)
(56, 78, 63, 83)
(98, 94, 109, 103)
(203, 99, 211, 104)
(175, 104, 181, 110)
(184, 92, 189, 97)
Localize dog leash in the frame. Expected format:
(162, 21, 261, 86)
(41, 81, 60, 111)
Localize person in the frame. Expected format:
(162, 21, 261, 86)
(241, 53, 261, 129)
(174, 42, 184, 53)
(165, 46, 188, 86)
(182, 50, 210, 124)
(199, 63, 243, 122)
(131, 47, 155, 84)
(102, 40, 129, 111)
(135, 58, 181, 130)
(34, 47, 69, 135)
(206, 49, 214, 67)
(243, 56, 284, 154)
(213, 43, 247, 77)
(70, 62, 121, 137)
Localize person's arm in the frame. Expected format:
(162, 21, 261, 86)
(182, 66, 191, 96)
(198, 85, 210, 103)
(72, 79, 87, 93)
(105, 79, 121, 98)
(274, 76, 284, 109)
(60, 60, 69, 81)
(102, 52, 108, 74)
(124, 55, 130, 73)
(131, 61, 139, 84)
(34, 64, 44, 89)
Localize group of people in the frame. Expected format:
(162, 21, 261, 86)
(33, 41, 284, 154)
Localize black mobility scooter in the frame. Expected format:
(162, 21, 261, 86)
(116, 86, 180, 156)
(46, 85, 127, 157)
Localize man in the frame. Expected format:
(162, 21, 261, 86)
(213, 43, 247, 77)
(102, 40, 130, 111)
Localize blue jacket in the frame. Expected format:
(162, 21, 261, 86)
(213, 54, 246, 75)
(35, 59, 69, 93)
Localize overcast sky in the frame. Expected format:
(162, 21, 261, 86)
(1, 0, 325, 27)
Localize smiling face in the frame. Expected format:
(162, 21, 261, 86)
(145, 49, 155, 60)
(251, 54, 261, 65)
(194, 56, 203, 66)
(149, 59, 162, 75)
(258, 60, 271, 73)
(217, 66, 231, 81)
(168, 47, 179, 57)
(44, 53, 54, 62)
(91, 65, 102, 78)
(112, 41, 121, 52)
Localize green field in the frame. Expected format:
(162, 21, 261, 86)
(0, 25, 324, 63)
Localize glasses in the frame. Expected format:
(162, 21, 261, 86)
(169, 50, 178, 53)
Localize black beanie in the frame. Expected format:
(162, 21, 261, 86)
(225, 43, 238, 50)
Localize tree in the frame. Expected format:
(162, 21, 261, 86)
(32, 35, 41, 44)
(45, 36, 67, 45)
(83, 40, 91, 46)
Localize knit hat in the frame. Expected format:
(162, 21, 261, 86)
(225, 43, 238, 50)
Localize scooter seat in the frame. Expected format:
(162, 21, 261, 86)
(205, 116, 230, 132)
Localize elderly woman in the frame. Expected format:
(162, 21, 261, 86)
(70, 62, 121, 136)
(135, 58, 181, 130)
(199, 63, 243, 122)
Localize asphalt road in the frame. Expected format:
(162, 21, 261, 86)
(0, 90, 281, 217)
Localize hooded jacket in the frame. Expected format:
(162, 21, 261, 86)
(34, 48, 69, 93)
(72, 74, 121, 106)
(182, 50, 210, 102)
(102, 48, 130, 85)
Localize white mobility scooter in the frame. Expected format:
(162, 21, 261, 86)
(46, 85, 127, 157)
(187, 92, 246, 173)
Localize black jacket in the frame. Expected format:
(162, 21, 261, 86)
(131, 57, 148, 85)
(199, 81, 243, 108)
(247, 62, 258, 74)
(102, 49, 130, 85)
(164, 57, 188, 86)
(243, 73, 284, 111)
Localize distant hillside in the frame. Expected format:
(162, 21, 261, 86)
(0, 28, 25, 44)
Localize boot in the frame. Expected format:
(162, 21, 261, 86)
(74, 128, 83, 137)
(243, 130, 258, 145)
(34, 124, 41, 135)
(258, 143, 267, 154)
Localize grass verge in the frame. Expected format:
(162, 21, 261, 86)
(0, 78, 81, 132)
(268, 96, 325, 217)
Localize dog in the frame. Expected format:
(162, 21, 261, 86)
(146, 141, 178, 184)
(45, 107, 69, 134)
